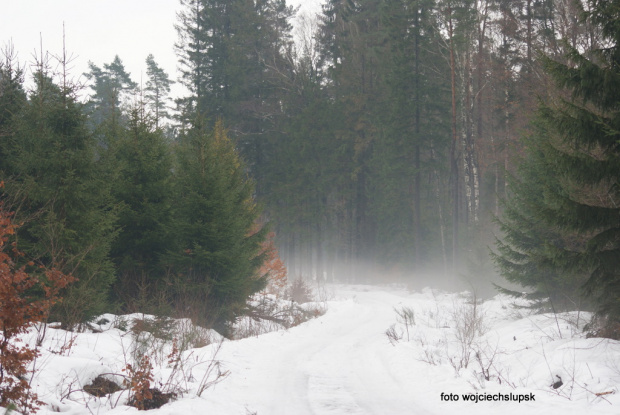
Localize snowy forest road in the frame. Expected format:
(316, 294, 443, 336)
(32, 284, 620, 415)
(212, 286, 436, 415)
(189, 285, 620, 415)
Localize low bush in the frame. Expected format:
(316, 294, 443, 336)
(0, 190, 75, 414)
(288, 278, 314, 304)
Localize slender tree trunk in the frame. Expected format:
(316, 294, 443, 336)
(355, 170, 367, 282)
(448, 5, 459, 273)
(461, 53, 473, 224)
(413, 3, 422, 270)
(349, 196, 356, 283)
(492, 132, 499, 217)
(431, 141, 449, 277)
(316, 221, 323, 281)
(472, 0, 489, 224)
(526, 0, 533, 65)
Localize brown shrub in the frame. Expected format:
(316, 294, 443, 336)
(124, 354, 176, 410)
(0, 184, 75, 413)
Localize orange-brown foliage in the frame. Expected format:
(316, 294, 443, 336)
(125, 355, 154, 410)
(257, 232, 288, 297)
(0, 183, 75, 413)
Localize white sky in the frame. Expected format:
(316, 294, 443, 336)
(0, 0, 322, 99)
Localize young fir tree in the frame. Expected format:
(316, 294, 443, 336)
(492, 134, 591, 312)
(168, 119, 267, 333)
(0, 48, 27, 176)
(108, 106, 174, 310)
(7, 69, 117, 328)
(494, 0, 620, 328)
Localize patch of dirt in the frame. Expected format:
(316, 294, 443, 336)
(84, 375, 122, 397)
(128, 388, 177, 410)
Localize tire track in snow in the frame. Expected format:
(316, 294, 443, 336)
(228, 288, 433, 415)
(303, 292, 429, 414)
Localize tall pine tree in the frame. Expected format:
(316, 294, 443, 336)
(84, 55, 137, 132)
(145, 54, 174, 130)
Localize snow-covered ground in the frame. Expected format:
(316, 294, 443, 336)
(16, 284, 620, 414)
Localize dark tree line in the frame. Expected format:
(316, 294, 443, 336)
(0, 48, 265, 333)
(236, 0, 590, 285)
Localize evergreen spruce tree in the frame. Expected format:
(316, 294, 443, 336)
(7, 68, 117, 328)
(0, 48, 27, 176)
(260, 16, 352, 281)
(169, 120, 266, 332)
(368, 0, 450, 269)
(318, 0, 388, 277)
(174, 0, 295, 181)
(492, 135, 590, 311)
(109, 105, 174, 310)
(494, 0, 620, 328)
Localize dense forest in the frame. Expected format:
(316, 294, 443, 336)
(1, 0, 619, 332)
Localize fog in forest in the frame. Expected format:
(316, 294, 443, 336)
(2, 0, 616, 341)
(282, 253, 508, 300)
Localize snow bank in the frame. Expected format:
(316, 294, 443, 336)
(3, 284, 618, 414)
